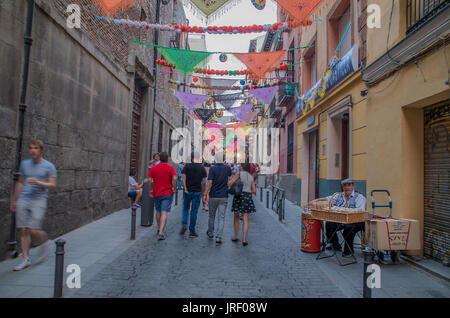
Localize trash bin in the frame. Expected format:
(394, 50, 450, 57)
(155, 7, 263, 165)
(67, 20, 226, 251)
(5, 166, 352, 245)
(301, 211, 321, 253)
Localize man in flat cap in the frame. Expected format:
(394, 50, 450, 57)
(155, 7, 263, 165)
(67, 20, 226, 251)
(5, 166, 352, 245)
(325, 178, 366, 257)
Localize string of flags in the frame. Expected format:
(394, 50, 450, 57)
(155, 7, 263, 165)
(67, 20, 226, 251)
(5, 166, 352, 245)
(96, 16, 316, 34)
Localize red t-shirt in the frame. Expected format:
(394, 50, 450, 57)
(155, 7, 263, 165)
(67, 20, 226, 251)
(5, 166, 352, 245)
(148, 163, 176, 197)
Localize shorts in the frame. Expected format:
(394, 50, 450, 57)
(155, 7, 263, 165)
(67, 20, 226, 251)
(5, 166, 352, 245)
(128, 190, 137, 198)
(16, 198, 47, 230)
(154, 195, 173, 212)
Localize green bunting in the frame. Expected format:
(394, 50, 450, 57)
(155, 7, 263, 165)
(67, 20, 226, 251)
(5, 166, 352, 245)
(157, 47, 212, 74)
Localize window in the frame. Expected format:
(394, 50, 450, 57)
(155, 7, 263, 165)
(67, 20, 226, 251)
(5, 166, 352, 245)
(338, 6, 352, 57)
(310, 52, 317, 84)
(302, 39, 316, 92)
(158, 120, 164, 153)
(327, 0, 352, 60)
(168, 128, 173, 155)
(287, 123, 294, 174)
(406, 0, 448, 34)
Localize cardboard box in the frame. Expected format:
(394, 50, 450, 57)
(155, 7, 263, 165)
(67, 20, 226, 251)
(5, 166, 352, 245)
(366, 218, 421, 250)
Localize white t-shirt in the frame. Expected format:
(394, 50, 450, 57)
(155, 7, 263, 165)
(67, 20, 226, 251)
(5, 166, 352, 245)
(128, 176, 137, 192)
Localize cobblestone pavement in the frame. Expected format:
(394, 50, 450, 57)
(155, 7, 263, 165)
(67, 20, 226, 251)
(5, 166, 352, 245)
(72, 195, 345, 298)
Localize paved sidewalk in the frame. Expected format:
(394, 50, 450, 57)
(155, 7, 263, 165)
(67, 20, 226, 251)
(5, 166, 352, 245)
(0, 189, 448, 298)
(259, 189, 450, 298)
(0, 207, 149, 298)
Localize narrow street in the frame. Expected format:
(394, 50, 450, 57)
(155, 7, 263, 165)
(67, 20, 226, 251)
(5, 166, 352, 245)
(71, 196, 344, 298)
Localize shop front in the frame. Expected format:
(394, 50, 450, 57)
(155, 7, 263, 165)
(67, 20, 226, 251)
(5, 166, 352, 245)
(296, 46, 367, 206)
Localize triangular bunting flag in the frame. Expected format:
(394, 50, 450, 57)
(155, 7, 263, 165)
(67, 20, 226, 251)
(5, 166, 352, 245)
(189, 0, 232, 17)
(214, 93, 242, 110)
(209, 78, 238, 96)
(234, 51, 286, 78)
(175, 91, 209, 111)
(194, 109, 216, 123)
(248, 86, 277, 104)
(158, 47, 212, 74)
(229, 103, 253, 121)
(243, 111, 257, 123)
(205, 123, 223, 129)
(92, 0, 145, 17)
(274, 0, 322, 23)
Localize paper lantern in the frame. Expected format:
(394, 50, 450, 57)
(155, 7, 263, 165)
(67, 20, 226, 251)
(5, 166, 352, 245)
(193, 77, 199, 82)
(216, 110, 223, 117)
(206, 97, 213, 105)
(240, 80, 246, 85)
(219, 54, 228, 62)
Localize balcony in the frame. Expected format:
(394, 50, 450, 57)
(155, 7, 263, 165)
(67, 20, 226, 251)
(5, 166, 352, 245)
(406, 0, 449, 34)
(278, 83, 297, 108)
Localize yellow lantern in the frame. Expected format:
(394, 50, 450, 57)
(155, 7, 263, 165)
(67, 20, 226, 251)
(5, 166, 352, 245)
(216, 110, 223, 118)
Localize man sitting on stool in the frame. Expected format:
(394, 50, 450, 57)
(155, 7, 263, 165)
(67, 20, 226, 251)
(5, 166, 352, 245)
(325, 178, 366, 257)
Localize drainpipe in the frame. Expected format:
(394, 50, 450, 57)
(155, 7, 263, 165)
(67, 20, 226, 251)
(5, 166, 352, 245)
(9, 0, 35, 257)
(149, 0, 161, 157)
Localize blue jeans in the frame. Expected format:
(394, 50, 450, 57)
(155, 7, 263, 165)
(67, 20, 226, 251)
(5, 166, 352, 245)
(177, 176, 182, 189)
(182, 192, 201, 233)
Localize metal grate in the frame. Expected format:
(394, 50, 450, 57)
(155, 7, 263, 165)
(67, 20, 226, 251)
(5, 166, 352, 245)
(406, 0, 449, 34)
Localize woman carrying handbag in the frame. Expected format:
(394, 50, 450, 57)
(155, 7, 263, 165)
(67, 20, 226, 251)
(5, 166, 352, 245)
(228, 163, 256, 246)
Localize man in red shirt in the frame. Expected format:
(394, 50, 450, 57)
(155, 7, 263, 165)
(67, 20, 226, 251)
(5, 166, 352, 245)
(148, 152, 177, 240)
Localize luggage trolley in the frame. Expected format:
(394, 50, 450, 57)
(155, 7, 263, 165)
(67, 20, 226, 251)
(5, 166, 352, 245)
(368, 190, 400, 264)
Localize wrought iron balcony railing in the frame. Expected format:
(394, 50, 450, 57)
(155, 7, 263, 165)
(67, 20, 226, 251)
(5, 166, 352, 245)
(406, 0, 449, 34)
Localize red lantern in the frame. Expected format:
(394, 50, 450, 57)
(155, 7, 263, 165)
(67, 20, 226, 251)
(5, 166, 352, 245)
(193, 77, 199, 82)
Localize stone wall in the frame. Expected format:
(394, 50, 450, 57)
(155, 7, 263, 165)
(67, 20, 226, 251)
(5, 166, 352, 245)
(0, 0, 187, 260)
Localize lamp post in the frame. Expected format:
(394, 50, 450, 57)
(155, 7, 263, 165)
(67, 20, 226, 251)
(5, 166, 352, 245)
(149, 0, 161, 158)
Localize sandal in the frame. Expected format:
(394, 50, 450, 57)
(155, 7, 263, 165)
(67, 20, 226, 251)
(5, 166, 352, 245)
(231, 237, 239, 242)
(242, 241, 248, 246)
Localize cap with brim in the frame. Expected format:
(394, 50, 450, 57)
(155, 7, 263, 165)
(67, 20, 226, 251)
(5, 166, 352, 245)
(341, 178, 354, 185)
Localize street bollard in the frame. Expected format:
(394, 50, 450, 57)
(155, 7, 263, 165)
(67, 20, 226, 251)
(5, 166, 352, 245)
(141, 180, 154, 226)
(53, 239, 65, 298)
(260, 187, 263, 202)
(131, 207, 136, 240)
(363, 248, 374, 298)
(175, 189, 178, 206)
(266, 190, 269, 209)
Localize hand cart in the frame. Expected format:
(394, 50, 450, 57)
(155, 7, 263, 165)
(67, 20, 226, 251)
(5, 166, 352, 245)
(368, 190, 400, 264)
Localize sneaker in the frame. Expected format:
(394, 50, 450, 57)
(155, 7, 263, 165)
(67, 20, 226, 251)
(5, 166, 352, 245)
(13, 258, 31, 271)
(215, 238, 222, 245)
(180, 226, 187, 235)
(206, 231, 214, 239)
(132, 203, 141, 209)
(158, 234, 165, 241)
(189, 232, 199, 238)
(36, 240, 50, 264)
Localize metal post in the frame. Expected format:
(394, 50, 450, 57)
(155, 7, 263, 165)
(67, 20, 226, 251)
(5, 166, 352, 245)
(141, 180, 154, 226)
(131, 207, 136, 240)
(149, 0, 161, 158)
(271, 186, 274, 210)
(260, 186, 263, 202)
(53, 239, 65, 298)
(363, 248, 374, 298)
(266, 190, 269, 209)
(175, 189, 178, 206)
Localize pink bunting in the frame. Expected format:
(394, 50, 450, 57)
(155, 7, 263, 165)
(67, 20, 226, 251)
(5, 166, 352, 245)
(175, 91, 209, 111)
(243, 111, 257, 123)
(248, 86, 277, 104)
(228, 104, 253, 121)
(205, 123, 223, 129)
